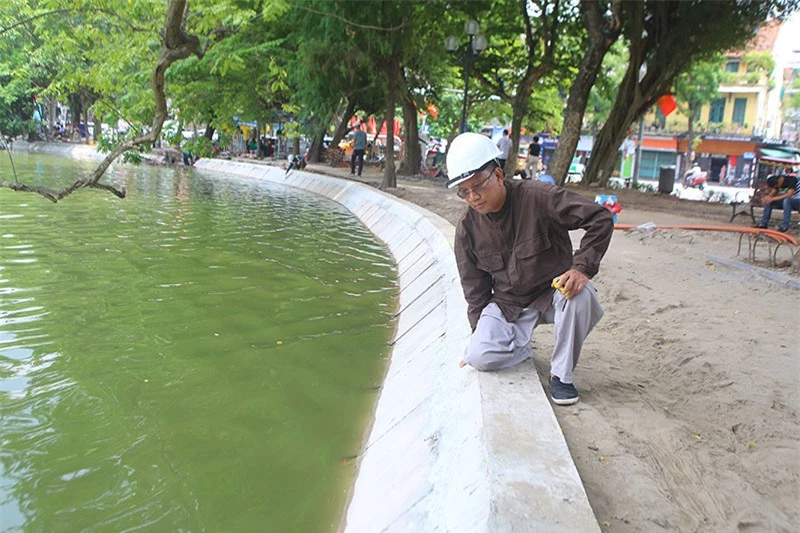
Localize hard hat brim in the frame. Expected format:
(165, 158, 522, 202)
(446, 168, 480, 188)
(446, 159, 499, 188)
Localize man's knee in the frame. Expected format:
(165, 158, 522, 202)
(464, 335, 513, 371)
(559, 285, 604, 323)
(464, 354, 506, 372)
(464, 325, 527, 371)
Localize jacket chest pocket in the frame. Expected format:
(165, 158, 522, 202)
(476, 252, 504, 273)
(509, 235, 552, 286)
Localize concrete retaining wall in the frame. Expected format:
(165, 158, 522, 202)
(10, 140, 107, 162)
(10, 143, 599, 532)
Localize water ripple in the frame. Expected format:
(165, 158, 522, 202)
(0, 154, 397, 532)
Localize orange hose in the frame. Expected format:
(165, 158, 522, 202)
(613, 224, 798, 246)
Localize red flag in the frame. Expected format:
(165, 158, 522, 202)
(658, 94, 677, 117)
(427, 102, 439, 119)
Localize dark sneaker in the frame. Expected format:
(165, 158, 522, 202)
(777, 225, 789, 233)
(753, 223, 768, 229)
(550, 376, 579, 406)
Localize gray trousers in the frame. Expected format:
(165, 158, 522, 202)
(463, 284, 604, 384)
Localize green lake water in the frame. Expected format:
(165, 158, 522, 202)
(0, 152, 397, 532)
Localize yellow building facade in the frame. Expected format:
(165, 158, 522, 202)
(653, 58, 770, 137)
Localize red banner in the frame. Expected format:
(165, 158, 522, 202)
(658, 94, 677, 117)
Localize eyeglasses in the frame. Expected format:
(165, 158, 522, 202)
(456, 173, 493, 199)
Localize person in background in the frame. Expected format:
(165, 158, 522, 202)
(447, 132, 614, 406)
(754, 173, 800, 232)
(496, 129, 513, 171)
(719, 164, 728, 185)
(350, 123, 368, 177)
(527, 135, 542, 178)
(683, 161, 705, 189)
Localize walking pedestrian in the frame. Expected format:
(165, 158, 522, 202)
(496, 129, 512, 170)
(350, 123, 368, 177)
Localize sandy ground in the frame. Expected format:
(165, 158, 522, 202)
(306, 162, 799, 533)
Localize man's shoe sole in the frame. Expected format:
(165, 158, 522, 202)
(551, 396, 579, 406)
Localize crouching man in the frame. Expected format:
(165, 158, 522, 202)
(448, 133, 614, 405)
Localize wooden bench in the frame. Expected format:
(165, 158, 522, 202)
(729, 182, 767, 225)
(732, 177, 800, 229)
(730, 200, 756, 225)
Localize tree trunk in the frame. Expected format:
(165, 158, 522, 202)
(370, 119, 385, 161)
(204, 124, 215, 140)
(381, 61, 398, 189)
(400, 89, 420, 176)
(69, 98, 82, 140)
(506, 111, 525, 178)
(582, 2, 654, 188)
(330, 99, 356, 149)
(503, 74, 535, 178)
(583, 64, 647, 187)
(307, 127, 326, 163)
(255, 126, 263, 158)
(550, 1, 620, 185)
(47, 96, 58, 128)
(307, 112, 333, 163)
(93, 115, 102, 143)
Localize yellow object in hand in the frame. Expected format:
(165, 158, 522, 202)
(552, 277, 570, 297)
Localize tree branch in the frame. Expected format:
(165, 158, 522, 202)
(292, 5, 406, 32)
(0, 7, 149, 36)
(1, 0, 204, 202)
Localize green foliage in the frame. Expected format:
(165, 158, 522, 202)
(528, 84, 565, 134)
(463, 0, 583, 128)
(182, 135, 214, 158)
(0, 0, 292, 147)
(743, 51, 776, 74)
(3, 0, 797, 191)
(720, 70, 764, 86)
(675, 54, 726, 112)
(95, 128, 143, 164)
(166, 3, 293, 138)
(424, 91, 470, 139)
(788, 72, 800, 110)
(0, 1, 44, 136)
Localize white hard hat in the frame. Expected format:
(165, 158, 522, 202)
(446, 132, 501, 188)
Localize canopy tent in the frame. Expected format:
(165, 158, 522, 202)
(759, 155, 799, 166)
(758, 147, 800, 160)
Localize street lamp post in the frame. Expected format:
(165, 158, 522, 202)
(446, 20, 488, 133)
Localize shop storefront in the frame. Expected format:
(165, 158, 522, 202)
(677, 135, 758, 187)
(639, 137, 680, 180)
(755, 145, 800, 183)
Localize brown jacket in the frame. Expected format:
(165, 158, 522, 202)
(454, 180, 614, 329)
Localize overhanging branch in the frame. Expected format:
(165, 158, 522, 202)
(1, 0, 205, 202)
